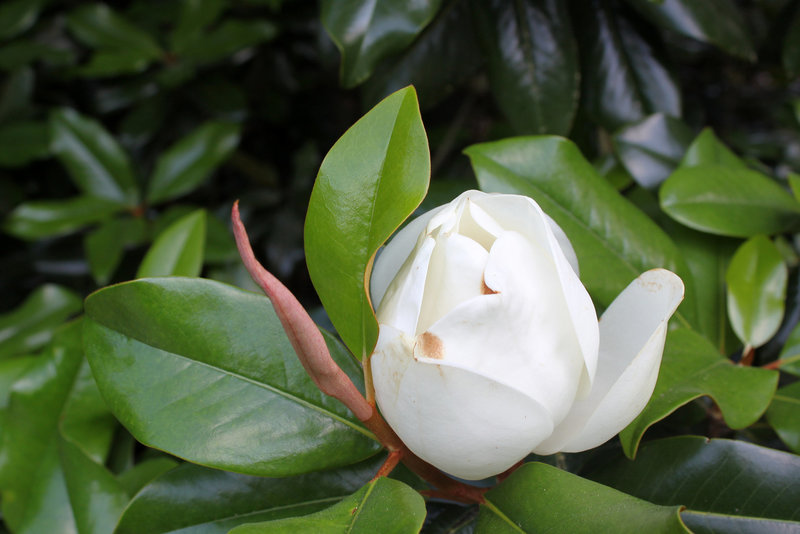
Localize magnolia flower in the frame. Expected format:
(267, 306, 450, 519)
(369, 190, 684, 480)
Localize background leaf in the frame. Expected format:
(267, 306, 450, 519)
(84, 217, 147, 285)
(477, 462, 687, 533)
(0, 120, 49, 167)
(305, 86, 429, 359)
(136, 209, 206, 278)
(679, 127, 746, 169)
(619, 328, 778, 456)
(66, 3, 162, 61)
(766, 381, 800, 453)
(726, 236, 788, 348)
(659, 165, 800, 237)
(83, 277, 381, 476)
(473, 0, 579, 135)
(4, 195, 123, 240)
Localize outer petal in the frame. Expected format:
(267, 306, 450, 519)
(533, 269, 684, 455)
(372, 324, 554, 480)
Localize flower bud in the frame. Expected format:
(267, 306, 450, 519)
(370, 190, 684, 480)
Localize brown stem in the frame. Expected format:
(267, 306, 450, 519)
(740, 344, 755, 367)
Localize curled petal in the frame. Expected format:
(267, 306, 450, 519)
(372, 324, 553, 480)
(533, 269, 685, 455)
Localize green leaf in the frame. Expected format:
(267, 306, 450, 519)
(612, 114, 693, 188)
(623, 0, 755, 61)
(679, 127, 746, 169)
(473, 0, 579, 135)
(726, 236, 788, 348)
(85, 217, 147, 286)
(659, 165, 800, 237)
(76, 49, 155, 77)
(619, 328, 778, 457)
(783, 5, 800, 77)
(0, 284, 82, 359)
(321, 0, 443, 88)
(777, 321, 800, 376)
(146, 121, 241, 204)
(0, 120, 49, 167)
(0, 0, 45, 40)
(50, 108, 139, 205)
(228, 477, 426, 534)
(116, 457, 179, 497)
(766, 381, 800, 453)
(169, 0, 227, 53)
(305, 86, 429, 359)
(589, 436, 800, 526)
(136, 209, 206, 278)
(477, 462, 687, 533)
(66, 3, 162, 60)
(83, 277, 381, 476)
(4, 195, 124, 240)
(362, 0, 482, 109)
(0, 321, 84, 533)
(576, 3, 681, 131)
(0, 67, 34, 122)
(465, 136, 694, 326)
(177, 19, 277, 66)
(116, 457, 386, 534)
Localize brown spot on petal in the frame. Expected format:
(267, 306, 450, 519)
(481, 276, 498, 295)
(417, 332, 445, 360)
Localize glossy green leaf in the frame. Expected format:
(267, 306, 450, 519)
(0, 284, 82, 359)
(116, 457, 179, 497)
(473, 0, 578, 135)
(680, 128, 746, 169)
(169, 0, 227, 53)
(177, 19, 277, 66)
(612, 114, 693, 188)
(726, 236, 788, 348)
(305, 86, 429, 359)
(477, 462, 687, 533)
(590, 436, 800, 525)
(66, 3, 162, 60)
(146, 121, 241, 204)
(229, 477, 426, 534)
(85, 217, 147, 286)
(321, 0, 443, 88)
(777, 321, 800, 376)
(116, 457, 385, 534)
(136, 209, 206, 278)
(362, 0, 481, 109)
(783, 6, 800, 77)
(766, 381, 800, 453)
(0, 120, 49, 167)
(83, 277, 381, 476)
(659, 165, 800, 237)
(465, 136, 694, 326)
(4, 195, 123, 240)
(577, 2, 681, 131)
(623, 0, 755, 61)
(0, 0, 45, 40)
(619, 328, 778, 456)
(0, 322, 83, 533)
(50, 108, 139, 205)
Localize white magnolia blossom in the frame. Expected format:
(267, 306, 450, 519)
(370, 190, 684, 480)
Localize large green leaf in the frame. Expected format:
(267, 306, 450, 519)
(4, 195, 124, 240)
(228, 477, 426, 534)
(321, 0, 443, 88)
(146, 121, 240, 204)
(473, 0, 579, 135)
(115, 457, 385, 534)
(136, 209, 206, 278)
(766, 381, 800, 454)
(362, 0, 481, 109)
(619, 328, 778, 456)
(477, 462, 687, 533)
(679, 127, 746, 169)
(623, 0, 755, 61)
(83, 277, 381, 476)
(49, 108, 139, 205)
(66, 3, 162, 60)
(659, 164, 800, 237)
(612, 114, 693, 188)
(305, 86, 429, 359)
(0, 120, 49, 167)
(577, 3, 681, 131)
(465, 136, 695, 327)
(0, 284, 82, 359)
(726, 236, 788, 348)
(589, 437, 800, 528)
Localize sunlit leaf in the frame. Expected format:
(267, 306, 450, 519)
(136, 209, 206, 278)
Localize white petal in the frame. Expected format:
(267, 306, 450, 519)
(376, 237, 435, 336)
(544, 213, 579, 276)
(372, 324, 553, 480)
(426, 231, 586, 424)
(533, 269, 685, 454)
(416, 233, 489, 334)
